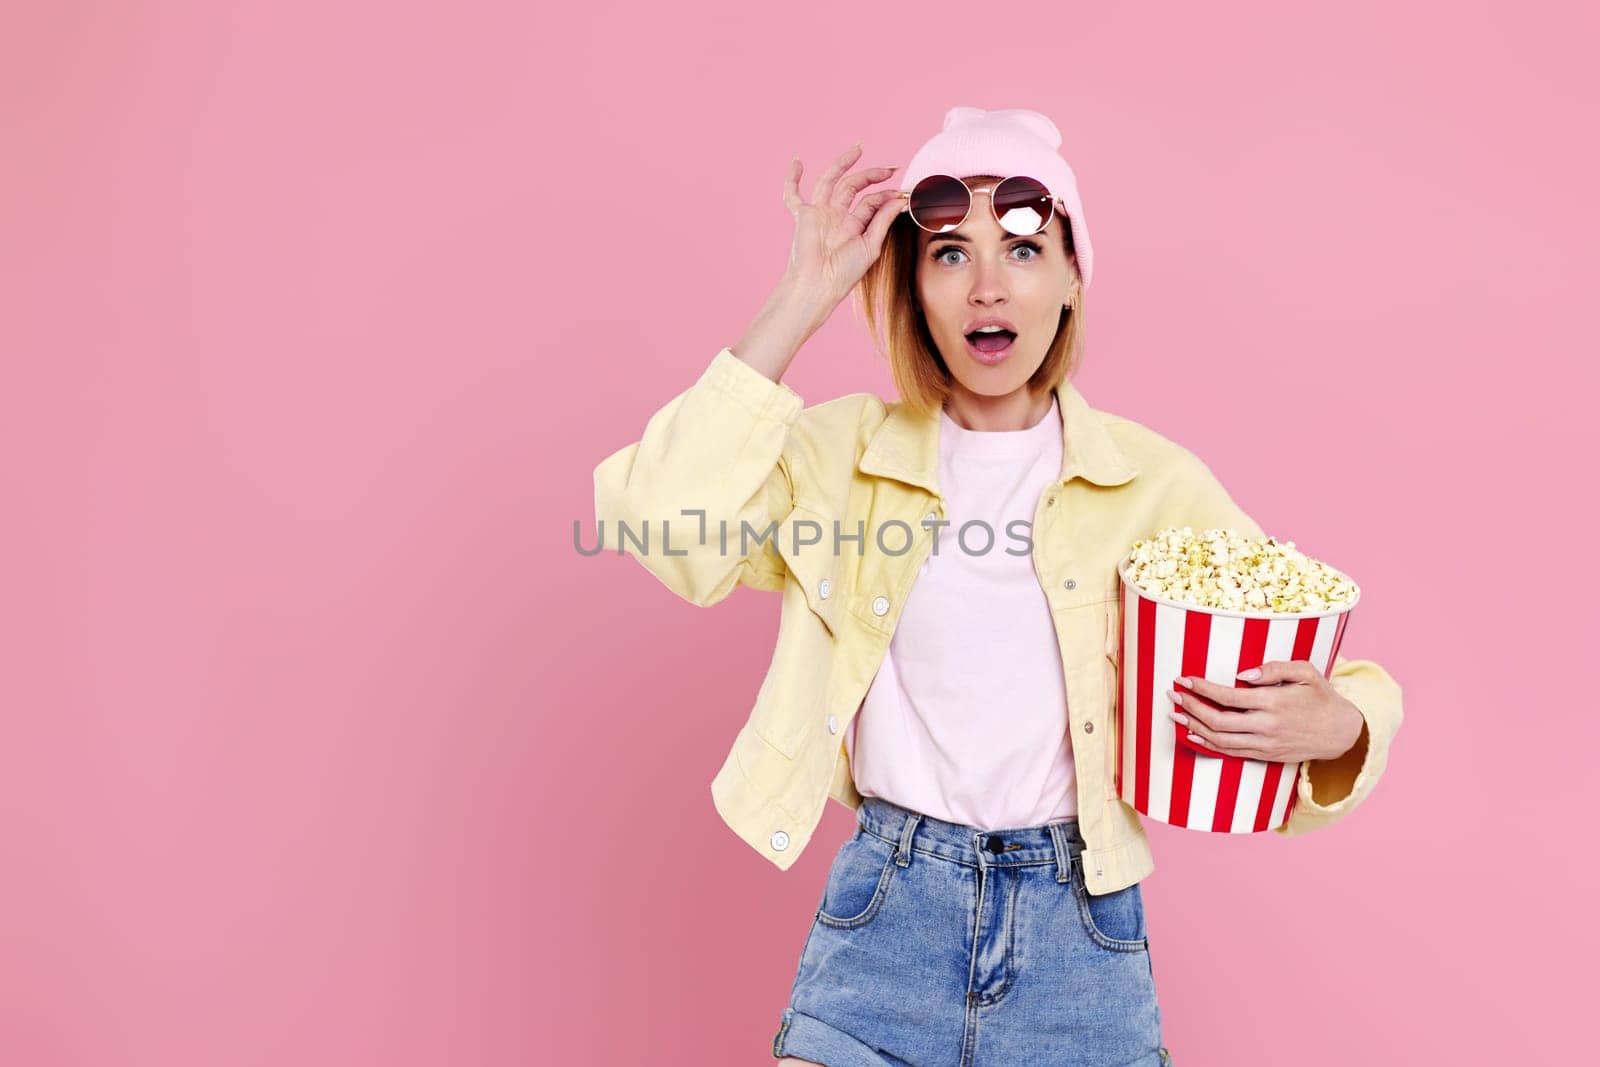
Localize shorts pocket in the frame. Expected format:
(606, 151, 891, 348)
(1072, 870, 1149, 952)
(814, 828, 898, 930)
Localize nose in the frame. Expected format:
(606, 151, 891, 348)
(969, 270, 1007, 307)
(968, 256, 1009, 307)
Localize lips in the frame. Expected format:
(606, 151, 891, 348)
(964, 316, 1016, 334)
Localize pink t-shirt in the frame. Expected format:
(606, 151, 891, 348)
(844, 393, 1077, 830)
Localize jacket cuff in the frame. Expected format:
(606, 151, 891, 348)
(700, 347, 804, 425)
(1298, 711, 1371, 816)
(1274, 659, 1402, 836)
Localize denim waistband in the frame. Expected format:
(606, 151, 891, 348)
(856, 794, 1085, 881)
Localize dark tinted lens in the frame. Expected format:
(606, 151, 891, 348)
(908, 175, 971, 233)
(992, 176, 1054, 235)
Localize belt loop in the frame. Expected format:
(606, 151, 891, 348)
(895, 812, 920, 867)
(1048, 822, 1075, 884)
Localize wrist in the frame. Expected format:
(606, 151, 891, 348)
(733, 292, 824, 383)
(1326, 698, 1366, 760)
(742, 290, 825, 358)
(770, 275, 836, 332)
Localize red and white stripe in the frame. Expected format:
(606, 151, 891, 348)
(1115, 579, 1353, 833)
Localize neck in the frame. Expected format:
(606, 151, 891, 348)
(942, 382, 1054, 432)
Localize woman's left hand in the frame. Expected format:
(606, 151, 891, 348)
(1166, 660, 1365, 763)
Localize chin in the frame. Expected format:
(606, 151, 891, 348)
(946, 346, 1047, 395)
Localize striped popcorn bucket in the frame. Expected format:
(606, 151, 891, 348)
(1113, 555, 1359, 833)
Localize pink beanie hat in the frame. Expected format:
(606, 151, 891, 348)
(899, 106, 1095, 289)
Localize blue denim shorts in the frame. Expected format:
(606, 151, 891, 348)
(772, 795, 1173, 1066)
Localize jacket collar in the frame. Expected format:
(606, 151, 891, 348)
(858, 376, 1140, 496)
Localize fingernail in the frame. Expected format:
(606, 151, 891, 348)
(1175, 676, 1194, 689)
(1168, 711, 1189, 725)
(1237, 667, 1261, 681)
(1164, 690, 1183, 704)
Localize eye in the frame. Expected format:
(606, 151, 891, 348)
(931, 240, 1044, 266)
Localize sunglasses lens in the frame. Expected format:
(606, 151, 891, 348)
(992, 176, 1055, 236)
(908, 175, 971, 233)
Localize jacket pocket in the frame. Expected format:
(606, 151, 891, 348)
(746, 504, 843, 760)
(775, 503, 843, 639)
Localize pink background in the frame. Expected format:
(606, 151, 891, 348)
(4, 2, 1593, 1064)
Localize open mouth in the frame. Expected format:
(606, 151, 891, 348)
(964, 328, 1017, 364)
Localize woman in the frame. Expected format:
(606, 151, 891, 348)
(592, 106, 1403, 1066)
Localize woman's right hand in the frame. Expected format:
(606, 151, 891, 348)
(779, 142, 906, 319)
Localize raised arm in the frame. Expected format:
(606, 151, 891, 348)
(593, 142, 907, 608)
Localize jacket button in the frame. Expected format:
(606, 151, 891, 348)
(1063, 578, 1077, 590)
(1046, 496, 1056, 507)
(872, 595, 890, 616)
(925, 511, 937, 523)
(771, 830, 790, 851)
(1084, 721, 1095, 734)
(818, 578, 831, 600)
(827, 714, 838, 734)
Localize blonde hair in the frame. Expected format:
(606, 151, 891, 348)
(852, 176, 1085, 419)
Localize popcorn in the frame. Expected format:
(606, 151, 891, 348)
(1120, 526, 1359, 615)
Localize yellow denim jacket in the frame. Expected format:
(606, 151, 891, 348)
(593, 348, 1404, 895)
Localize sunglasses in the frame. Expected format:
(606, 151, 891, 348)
(899, 174, 1064, 237)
